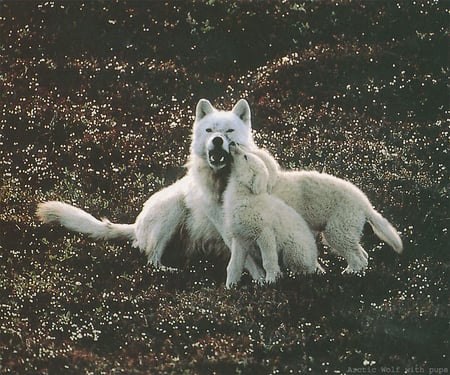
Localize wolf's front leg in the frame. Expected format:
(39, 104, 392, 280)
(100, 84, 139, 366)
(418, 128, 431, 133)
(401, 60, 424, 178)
(224, 232, 265, 283)
(226, 238, 248, 288)
(244, 255, 265, 282)
(256, 229, 281, 283)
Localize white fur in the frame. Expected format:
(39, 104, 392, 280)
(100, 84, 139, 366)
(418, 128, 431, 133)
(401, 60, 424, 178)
(37, 99, 265, 280)
(272, 169, 403, 273)
(36, 201, 135, 241)
(37, 98, 403, 281)
(223, 146, 319, 287)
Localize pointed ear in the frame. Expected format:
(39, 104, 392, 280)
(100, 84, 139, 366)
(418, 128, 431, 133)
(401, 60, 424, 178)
(196, 99, 215, 121)
(232, 99, 251, 127)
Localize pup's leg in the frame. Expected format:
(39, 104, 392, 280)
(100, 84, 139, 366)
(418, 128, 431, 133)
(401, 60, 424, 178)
(341, 245, 369, 274)
(323, 219, 368, 273)
(222, 230, 265, 282)
(282, 235, 318, 275)
(226, 238, 248, 288)
(245, 255, 265, 282)
(256, 229, 281, 283)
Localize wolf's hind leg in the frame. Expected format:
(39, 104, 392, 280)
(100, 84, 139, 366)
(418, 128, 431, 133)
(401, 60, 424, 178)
(323, 221, 368, 274)
(146, 228, 177, 266)
(342, 245, 369, 274)
(323, 211, 368, 273)
(323, 232, 369, 273)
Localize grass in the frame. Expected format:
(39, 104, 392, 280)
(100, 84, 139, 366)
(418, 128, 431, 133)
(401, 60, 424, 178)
(0, 1, 448, 374)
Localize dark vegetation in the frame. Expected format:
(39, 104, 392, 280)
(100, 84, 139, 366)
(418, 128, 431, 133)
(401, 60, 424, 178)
(0, 1, 448, 373)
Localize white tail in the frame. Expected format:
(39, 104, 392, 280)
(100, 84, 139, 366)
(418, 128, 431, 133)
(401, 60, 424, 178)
(36, 201, 136, 241)
(368, 210, 403, 254)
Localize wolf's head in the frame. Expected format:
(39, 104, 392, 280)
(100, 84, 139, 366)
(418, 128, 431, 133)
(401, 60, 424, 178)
(191, 99, 255, 171)
(230, 144, 269, 195)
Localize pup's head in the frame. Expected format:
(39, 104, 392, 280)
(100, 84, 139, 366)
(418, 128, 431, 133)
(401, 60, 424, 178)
(191, 99, 254, 171)
(230, 144, 269, 195)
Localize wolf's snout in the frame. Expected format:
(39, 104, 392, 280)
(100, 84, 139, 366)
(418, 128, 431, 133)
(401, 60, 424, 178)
(208, 148, 229, 169)
(212, 136, 223, 147)
(206, 134, 231, 170)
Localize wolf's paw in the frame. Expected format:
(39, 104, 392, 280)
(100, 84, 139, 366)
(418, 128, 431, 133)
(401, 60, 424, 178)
(342, 265, 367, 275)
(342, 251, 369, 275)
(226, 268, 243, 289)
(316, 263, 326, 274)
(159, 265, 180, 273)
(265, 270, 282, 284)
(225, 277, 240, 289)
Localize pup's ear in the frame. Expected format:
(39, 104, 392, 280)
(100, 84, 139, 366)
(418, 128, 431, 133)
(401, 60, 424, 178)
(232, 99, 251, 127)
(196, 99, 215, 121)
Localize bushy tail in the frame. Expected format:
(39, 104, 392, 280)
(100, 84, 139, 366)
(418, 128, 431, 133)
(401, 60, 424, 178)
(36, 201, 136, 241)
(367, 209, 403, 253)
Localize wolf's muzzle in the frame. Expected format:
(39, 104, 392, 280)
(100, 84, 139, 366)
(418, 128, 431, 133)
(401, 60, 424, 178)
(208, 147, 229, 169)
(206, 134, 231, 170)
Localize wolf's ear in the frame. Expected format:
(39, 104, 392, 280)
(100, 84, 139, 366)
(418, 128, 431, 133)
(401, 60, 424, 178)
(232, 99, 251, 127)
(196, 99, 215, 121)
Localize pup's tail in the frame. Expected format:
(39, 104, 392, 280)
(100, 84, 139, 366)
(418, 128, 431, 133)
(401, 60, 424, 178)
(367, 209, 403, 254)
(36, 201, 136, 242)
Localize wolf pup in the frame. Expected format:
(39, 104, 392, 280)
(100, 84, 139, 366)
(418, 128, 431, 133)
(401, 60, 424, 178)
(223, 145, 319, 287)
(272, 162, 403, 274)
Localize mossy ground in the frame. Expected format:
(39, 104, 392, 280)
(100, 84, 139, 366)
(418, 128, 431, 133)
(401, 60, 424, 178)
(0, 1, 448, 374)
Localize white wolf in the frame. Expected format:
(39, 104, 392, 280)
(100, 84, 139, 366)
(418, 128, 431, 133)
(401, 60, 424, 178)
(37, 98, 402, 278)
(37, 99, 265, 279)
(272, 170, 403, 273)
(223, 144, 318, 287)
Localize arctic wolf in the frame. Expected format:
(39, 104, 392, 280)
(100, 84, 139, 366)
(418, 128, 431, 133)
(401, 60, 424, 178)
(273, 169, 403, 273)
(37, 98, 402, 278)
(223, 144, 318, 287)
(37, 99, 265, 279)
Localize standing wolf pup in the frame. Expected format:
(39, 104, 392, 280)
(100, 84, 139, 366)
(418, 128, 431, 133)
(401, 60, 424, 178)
(224, 144, 319, 287)
(37, 98, 403, 280)
(272, 168, 403, 273)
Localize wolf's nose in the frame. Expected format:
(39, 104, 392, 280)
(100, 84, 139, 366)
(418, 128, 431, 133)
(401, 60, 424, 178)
(212, 137, 223, 147)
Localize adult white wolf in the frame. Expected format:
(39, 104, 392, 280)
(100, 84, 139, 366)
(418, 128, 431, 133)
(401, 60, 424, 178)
(37, 99, 265, 279)
(37, 98, 402, 277)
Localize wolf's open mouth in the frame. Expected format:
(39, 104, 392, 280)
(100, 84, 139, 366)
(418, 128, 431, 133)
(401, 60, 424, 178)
(208, 148, 229, 169)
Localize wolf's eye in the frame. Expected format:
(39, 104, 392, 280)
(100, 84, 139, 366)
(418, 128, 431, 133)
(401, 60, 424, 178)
(244, 155, 248, 160)
(206, 128, 212, 133)
(226, 129, 235, 133)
